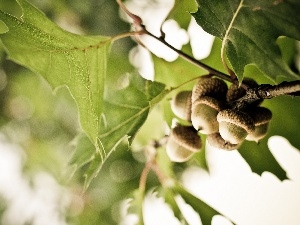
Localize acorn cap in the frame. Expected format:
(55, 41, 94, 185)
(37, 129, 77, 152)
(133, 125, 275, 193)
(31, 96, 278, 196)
(192, 96, 224, 112)
(171, 125, 202, 152)
(207, 133, 240, 150)
(192, 77, 228, 102)
(171, 91, 192, 121)
(217, 109, 255, 134)
(191, 96, 224, 134)
(248, 107, 272, 126)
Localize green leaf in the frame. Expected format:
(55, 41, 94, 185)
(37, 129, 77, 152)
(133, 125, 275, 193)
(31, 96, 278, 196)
(173, 184, 234, 225)
(192, 0, 300, 82)
(166, 0, 198, 29)
(238, 140, 287, 180)
(0, 20, 8, 33)
(70, 133, 95, 169)
(239, 94, 300, 180)
(100, 73, 166, 148)
(83, 73, 167, 188)
(0, 0, 111, 147)
(0, 0, 169, 188)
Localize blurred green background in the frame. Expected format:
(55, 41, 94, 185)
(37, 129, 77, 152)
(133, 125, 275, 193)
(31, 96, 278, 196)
(0, 0, 151, 224)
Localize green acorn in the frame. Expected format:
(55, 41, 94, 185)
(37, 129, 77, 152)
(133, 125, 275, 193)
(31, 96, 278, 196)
(192, 77, 228, 102)
(171, 91, 192, 121)
(191, 96, 224, 134)
(207, 133, 241, 150)
(246, 107, 272, 143)
(217, 109, 255, 144)
(166, 125, 201, 162)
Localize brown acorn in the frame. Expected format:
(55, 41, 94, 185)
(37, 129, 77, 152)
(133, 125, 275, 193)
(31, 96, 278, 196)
(217, 109, 255, 144)
(166, 125, 202, 162)
(246, 107, 272, 142)
(207, 133, 241, 150)
(171, 91, 192, 121)
(192, 77, 228, 102)
(191, 96, 224, 134)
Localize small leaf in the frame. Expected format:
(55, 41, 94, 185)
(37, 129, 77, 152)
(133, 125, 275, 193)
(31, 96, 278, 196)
(70, 133, 95, 169)
(165, 0, 198, 29)
(192, 0, 300, 81)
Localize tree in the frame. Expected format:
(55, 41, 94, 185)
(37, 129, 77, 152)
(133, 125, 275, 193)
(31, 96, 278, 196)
(0, 0, 299, 224)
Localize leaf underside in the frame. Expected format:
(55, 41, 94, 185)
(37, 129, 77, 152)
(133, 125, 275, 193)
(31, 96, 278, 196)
(0, 0, 168, 188)
(192, 0, 300, 82)
(0, 0, 110, 146)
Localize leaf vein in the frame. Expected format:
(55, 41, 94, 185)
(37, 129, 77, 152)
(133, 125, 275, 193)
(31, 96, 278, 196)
(99, 106, 149, 139)
(221, 0, 244, 63)
(230, 27, 286, 71)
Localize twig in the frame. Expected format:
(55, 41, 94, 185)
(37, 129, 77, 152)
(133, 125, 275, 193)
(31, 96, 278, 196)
(258, 81, 300, 98)
(144, 30, 235, 84)
(234, 80, 300, 110)
(116, 0, 236, 84)
(139, 159, 154, 193)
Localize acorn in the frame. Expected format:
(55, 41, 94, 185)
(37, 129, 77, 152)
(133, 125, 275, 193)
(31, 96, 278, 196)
(217, 109, 255, 144)
(192, 77, 228, 102)
(191, 96, 224, 134)
(246, 107, 272, 142)
(207, 133, 240, 150)
(226, 78, 263, 106)
(166, 125, 202, 162)
(171, 91, 192, 121)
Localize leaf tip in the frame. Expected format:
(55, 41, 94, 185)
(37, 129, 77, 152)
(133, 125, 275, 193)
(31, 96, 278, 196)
(0, 20, 9, 34)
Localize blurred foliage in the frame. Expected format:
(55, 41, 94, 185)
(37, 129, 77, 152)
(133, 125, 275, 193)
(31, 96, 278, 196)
(0, 0, 138, 224)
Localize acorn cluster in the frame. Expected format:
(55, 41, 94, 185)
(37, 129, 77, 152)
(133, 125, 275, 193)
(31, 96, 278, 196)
(166, 77, 272, 162)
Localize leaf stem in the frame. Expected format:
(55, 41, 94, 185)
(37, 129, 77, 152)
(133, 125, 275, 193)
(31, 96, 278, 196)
(110, 31, 142, 42)
(220, 0, 244, 81)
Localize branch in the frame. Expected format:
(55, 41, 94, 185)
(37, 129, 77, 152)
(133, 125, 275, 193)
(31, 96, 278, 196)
(258, 81, 300, 98)
(116, 0, 236, 84)
(234, 80, 300, 109)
